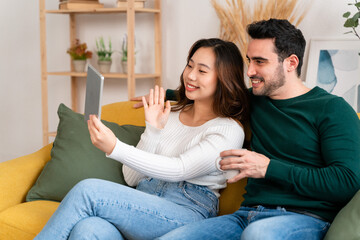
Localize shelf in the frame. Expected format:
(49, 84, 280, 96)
(40, 0, 162, 145)
(46, 7, 160, 14)
(47, 72, 161, 79)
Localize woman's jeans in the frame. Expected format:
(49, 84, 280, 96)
(34, 178, 218, 240)
(158, 205, 330, 240)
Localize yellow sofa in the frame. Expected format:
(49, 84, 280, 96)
(2, 101, 359, 239)
(0, 101, 246, 240)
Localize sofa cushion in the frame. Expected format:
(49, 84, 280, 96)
(0, 201, 59, 240)
(26, 103, 144, 202)
(218, 178, 247, 215)
(324, 189, 360, 239)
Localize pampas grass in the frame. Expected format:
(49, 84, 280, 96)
(211, 0, 311, 63)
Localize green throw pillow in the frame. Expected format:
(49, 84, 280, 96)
(324, 190, 360, 239)
(26, 103, 145, 202)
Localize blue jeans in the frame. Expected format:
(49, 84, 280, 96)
(34, 178, 218, 240)
(157, 205, 330, 240)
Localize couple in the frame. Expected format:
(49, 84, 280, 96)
(35, 19, 360, 240)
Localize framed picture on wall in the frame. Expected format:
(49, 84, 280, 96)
(305, 38, 360, 112)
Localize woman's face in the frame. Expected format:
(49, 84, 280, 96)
(182, 47, 218, 104)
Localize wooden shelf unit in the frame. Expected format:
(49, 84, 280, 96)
(39, 0, 162, 145)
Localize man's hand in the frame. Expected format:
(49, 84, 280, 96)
(88, 115, 117, 155)
(143, 85, 171, 129)
(131, 94, 149, 108)
(219, 149, 270, 183)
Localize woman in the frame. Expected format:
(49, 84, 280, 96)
(35, 38, 250, 240)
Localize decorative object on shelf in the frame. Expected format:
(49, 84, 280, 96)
(121, 34, 136, 74)
(96, 36, 113, 73)
(211, 0, 311, 64)
(72, 60, 87, 72)
(117, 0, 146, 8)
(59, 0, 104, 10)
(67, 39, 92, 72)
(121, 34, 128, 73)
(343, 1, 360, 39)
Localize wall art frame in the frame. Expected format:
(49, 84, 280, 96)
(305, 38, 360, 112)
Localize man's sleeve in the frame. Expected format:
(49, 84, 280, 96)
(166, 89, 178, 101)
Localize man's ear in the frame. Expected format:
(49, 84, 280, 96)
(284, 54, 299, 73)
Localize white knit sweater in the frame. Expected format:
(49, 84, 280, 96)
(107, 111, 245, 196)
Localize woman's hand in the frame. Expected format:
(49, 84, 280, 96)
(142, 85, 171, 129)
(88, 115, 117, 155)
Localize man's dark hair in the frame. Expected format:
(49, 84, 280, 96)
(247, 19, 306, 77)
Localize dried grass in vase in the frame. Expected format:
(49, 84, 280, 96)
(211, 0, 312, 64)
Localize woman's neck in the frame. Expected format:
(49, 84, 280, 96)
(179, 101, 217, 127)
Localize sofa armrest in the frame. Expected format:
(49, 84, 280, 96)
(0, 144, 52, 212)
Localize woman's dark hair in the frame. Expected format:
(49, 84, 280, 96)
(172, 38, 250, 124)
(247, 18, 306, 77)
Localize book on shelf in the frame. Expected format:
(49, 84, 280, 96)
(117, 0, 146, 2)
(59, 0, 99, 2)
(117, 0, 146, 8)
(59, 2, 104, 10)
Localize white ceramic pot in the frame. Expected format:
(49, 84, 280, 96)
(73, 60, 86, 72)
(98, 60, 112, 73)
(121, 61, 128, 74)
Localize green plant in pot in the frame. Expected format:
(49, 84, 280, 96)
(121, 34, 137, 74)
(343, 0, 360, 39)
(67, 39, 92, 72)
(96, 36, 113, 73)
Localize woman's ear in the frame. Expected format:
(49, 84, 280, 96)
(284, 54, 299, 73)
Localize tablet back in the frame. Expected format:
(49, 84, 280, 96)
(84, 64, 104, 122)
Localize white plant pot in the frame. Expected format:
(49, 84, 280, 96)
(72, 60, 86, 72)
(98, 60, 112, 73)
(121, 61, 128, 74)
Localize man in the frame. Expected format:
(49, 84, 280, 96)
(134, 19, 360, 239)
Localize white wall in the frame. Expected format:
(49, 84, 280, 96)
(0, 0, 354, 162)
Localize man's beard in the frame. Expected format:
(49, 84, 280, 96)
(252, 64, 285, 97)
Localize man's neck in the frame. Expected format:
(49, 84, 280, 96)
(269, 78, 311, 100)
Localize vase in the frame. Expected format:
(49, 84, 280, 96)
(98, 60, 112, 73)
(73, 60, 86, 72)
(121, 61, 128, 74)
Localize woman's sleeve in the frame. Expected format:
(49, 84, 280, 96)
(123, 121, 163, 186)
(109, 121, 245, 182)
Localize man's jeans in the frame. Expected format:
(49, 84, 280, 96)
(158, 205, 330, 240)
(34, 178, 218, 240)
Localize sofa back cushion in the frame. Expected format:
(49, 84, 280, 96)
(26, 103, 145, 202)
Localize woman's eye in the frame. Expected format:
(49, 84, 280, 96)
(187, 64, 193, 68)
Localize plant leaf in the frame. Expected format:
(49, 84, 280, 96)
(344, 11, 351, 18)
(353, 12, 360, 20)
(344, 18, 356, 27)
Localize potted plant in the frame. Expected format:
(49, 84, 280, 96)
(96, 36, 113, 73)
(67, 39, 93, 72)
(343, 1, 360, 39)
(121, 34, 137, 74)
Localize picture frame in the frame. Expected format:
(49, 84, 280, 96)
(305, 38, 360, 112)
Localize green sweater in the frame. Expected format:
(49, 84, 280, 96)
(166, 87, 360, 222)
(244, 87, 360, 221)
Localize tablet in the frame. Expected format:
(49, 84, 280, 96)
(84, 64, 104, 122)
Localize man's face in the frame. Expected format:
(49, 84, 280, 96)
(246, 38, 285, 98)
